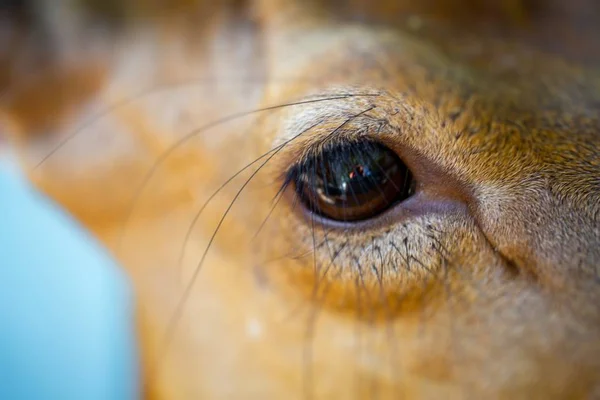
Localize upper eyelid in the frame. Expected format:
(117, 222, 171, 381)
(265, 89, 441, 191)
(272, 90, 384, 140)
(270, 88, 434, 154)
(272, 106, 391, 170)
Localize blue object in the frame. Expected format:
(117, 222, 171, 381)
(0, 158, 139, 400)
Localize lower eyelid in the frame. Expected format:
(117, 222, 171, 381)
(263, 190, 472, 319)
(283, 181, 468, 233)
(280, 180, 469, 268)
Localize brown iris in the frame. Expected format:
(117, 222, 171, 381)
(293, 140, 414, 222)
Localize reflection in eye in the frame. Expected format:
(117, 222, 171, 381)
(291, 140, 415, 222)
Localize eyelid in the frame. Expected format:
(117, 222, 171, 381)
(283, 181, 466, 233)
(272, 109, 387, 174)
(271, 90, 384, 143)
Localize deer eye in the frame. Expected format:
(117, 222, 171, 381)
(291, 140, 415, 222)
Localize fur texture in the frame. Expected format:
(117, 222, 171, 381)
(2, 1, 600, 398)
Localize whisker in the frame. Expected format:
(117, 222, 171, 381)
(33, 82, 201, 169)
(176, 119, 322, 277)
(176, 144, 282, 280)
(251, 175, 292, 241)
(31, 78, 361, 168)
(150, 119, 331, 386)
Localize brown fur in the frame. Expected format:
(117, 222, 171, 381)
(2, 0, 600, 398)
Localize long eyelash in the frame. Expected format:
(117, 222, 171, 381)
(154, 107, 378, 383)
(163, 118, 323, 333)
(118, 95, 378, 255)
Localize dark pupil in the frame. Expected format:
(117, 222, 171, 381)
(295, 141, 413, 222)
